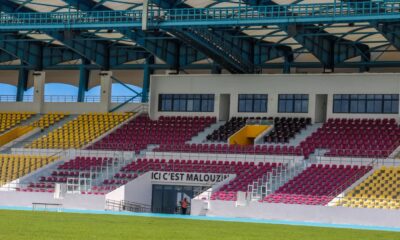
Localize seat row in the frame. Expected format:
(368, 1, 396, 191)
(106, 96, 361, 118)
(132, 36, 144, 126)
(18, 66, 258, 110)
(299, 118, 399, 158)
(26, 113, 132, 149)
(154, 143, 303, 156)
(0, 154, 58, 185)
(0, 112, 34, 133)
(88, 115, 215, 152)
(263, 164, 372, 205)
(339, 166, 400, 209)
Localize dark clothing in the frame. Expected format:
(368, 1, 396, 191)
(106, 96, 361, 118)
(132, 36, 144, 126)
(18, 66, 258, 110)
(180, 199, 188, 215)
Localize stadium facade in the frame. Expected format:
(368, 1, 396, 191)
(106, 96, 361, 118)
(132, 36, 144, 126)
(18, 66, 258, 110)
(0, 0, 399, 229)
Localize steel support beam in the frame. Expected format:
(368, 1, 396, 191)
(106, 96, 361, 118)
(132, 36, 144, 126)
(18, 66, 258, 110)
(1, 0, 116, 69)
(0, 33, 43, 69)
(142, 55, 155, 103)
(45, 30, 110, 69)
(244, 1, 370, 71)
(63, 0, 205, 69)
(374, 22, 400, 51)
(211, 64, 222, 74)
(77, 59, 90, 102)
(16, 66, 29, 102)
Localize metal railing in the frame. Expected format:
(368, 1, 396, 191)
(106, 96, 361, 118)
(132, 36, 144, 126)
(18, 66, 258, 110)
(315, 148, 400, 166)
(111, 96, 142, 103)
(0, 95, 142, 103)
(105, 199, 151, 213)
(44, 95, 100, 103)
(149, 145, 303, 163)
(0, 148, 136, 191)
(0, 95, 33, 102)
(0, 2, 398, 30)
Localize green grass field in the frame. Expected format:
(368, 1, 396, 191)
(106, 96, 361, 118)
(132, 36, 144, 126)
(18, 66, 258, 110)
(0, 210, 399, 240)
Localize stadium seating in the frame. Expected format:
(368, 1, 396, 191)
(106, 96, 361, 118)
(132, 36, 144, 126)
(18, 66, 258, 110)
(28, 157, 117, 191)
(154, 143, 303, 156)
(264, 117, 311, 143)
(299, 118, 400, 158)
(30, 112, 68, 130)
(206, 117, 247, 142)
(0, 154, 58, 185)
(211, 162, 281, 201)
(26, 113, 132, 149)
(100, 159, 279, 196)
(206, 117, 311, 143)
(88, 115, 216, 153)
(262, 164, 372, 205)
(339, 166, 400, 209)
(103, 159, 278, 196)
(29, 158, 279, 195)
(0, 112, 34, 134)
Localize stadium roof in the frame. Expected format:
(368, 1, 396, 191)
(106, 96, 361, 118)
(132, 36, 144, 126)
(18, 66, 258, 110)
(0, 0, 399, 74)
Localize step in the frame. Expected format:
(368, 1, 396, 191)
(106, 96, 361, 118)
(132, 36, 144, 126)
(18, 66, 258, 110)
(188, 121, 227, 144)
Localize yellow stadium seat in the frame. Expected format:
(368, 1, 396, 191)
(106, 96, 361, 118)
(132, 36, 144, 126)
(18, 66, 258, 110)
(0, 154, 58, 185)
(25, 113, 132, 150)
(339, 166, 400, 210)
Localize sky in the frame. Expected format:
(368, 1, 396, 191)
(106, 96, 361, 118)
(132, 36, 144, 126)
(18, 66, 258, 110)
(0, 83, 143, 97)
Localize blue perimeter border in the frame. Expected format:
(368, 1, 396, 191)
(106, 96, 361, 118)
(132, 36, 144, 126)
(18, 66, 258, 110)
(1, 205, 400, 233)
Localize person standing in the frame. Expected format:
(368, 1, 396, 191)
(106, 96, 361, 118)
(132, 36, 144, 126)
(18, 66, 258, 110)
(180, 198, 188, 215)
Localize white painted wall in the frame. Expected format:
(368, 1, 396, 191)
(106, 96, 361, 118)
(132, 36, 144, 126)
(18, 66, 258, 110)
(150, 73, 400, 121)
(106, 172, 153, 206)
(191, 200, 400, 228)
(0, 191, 105, 210)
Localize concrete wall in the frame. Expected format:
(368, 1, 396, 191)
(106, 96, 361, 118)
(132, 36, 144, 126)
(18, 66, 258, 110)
(150, 73, 400, 121)
(0, 98, 142, 114)
(106, 172, 153, 206)
(0, 191, 105, 210)
(0, 70, 144, 114)
(191, 200, 400, 228)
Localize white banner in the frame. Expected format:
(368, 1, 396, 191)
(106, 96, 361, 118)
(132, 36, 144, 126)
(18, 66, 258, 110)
(151, 171, 231, 185)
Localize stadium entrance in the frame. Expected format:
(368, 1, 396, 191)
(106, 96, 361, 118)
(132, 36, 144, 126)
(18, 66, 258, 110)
(151, 185, 208, 214)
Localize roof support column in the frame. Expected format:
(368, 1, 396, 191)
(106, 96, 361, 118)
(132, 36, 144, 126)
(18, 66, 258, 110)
(16, 66, 29, 102)
(211, 64, 222, 74)
(100, 71, 112, 112)
(142, 55, 154, 103)
(33, 71, 45, 113)
(77, 60, 90, 102)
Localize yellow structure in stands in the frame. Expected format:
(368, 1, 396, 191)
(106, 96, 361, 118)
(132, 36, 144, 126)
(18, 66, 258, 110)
(0, 112, 34, 133)
(0, 154, 58, 185)
(229, 125, 270, 145)
(30, 113, 68, 130)
(339, 166, 400, 210)
(0, 126, 35, 147)
(26, 112, 133, 149)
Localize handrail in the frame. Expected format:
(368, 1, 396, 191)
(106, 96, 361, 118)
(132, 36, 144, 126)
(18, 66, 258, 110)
(0, 2, 398, 30)
(105, 199, 151, 213)
(0, 95, 142, 103)
(0, 95, 34, 102)
(325, 166, 373, 200)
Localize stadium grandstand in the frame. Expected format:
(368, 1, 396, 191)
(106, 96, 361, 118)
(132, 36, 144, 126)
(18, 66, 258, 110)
(0, 0, 400, 237)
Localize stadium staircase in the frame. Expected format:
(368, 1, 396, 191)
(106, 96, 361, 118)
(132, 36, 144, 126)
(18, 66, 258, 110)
(188, 121, 226, 144)
(170, 28, 257, 73)
(248, 161, 307, 201)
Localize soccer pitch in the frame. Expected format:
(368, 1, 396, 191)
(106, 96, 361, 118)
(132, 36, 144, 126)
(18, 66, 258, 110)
(0, 210, 399, 240)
